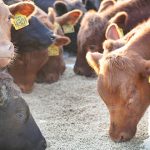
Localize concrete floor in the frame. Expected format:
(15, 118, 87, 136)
(22, 57, 149, 150)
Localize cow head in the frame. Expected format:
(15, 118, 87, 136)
(0, 72, 46, 149)
(86, 48, 150, 142)
(54, 0, 84, 54)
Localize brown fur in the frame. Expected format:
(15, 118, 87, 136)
(86, 19, 150, 142)
(74, 0, 150, 77)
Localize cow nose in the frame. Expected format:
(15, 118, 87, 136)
(40, 139, 47, 149)
(74, 65, 96, 77)
(112, 132, 134, 143)
(50, 34, 56, 41)
(118, 132, 132, 142)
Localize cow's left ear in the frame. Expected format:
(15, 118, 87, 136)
(9, 2, 35, 17)
(109, 11, 128, 29)
(106, 23, 123, 40)
(54, 35, 71, 46)
(56, 9, 83, 26)
(86, 52, 103, 75)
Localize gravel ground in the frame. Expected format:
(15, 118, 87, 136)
(22, 57, 149, 150)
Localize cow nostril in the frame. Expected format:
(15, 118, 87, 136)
(120, 135, 124, 141)
(50, 34, 56, 41)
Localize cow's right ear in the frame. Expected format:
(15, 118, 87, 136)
(9, 2, 35, 17)
(56, 9, 83, 26)
(86, 52, 103, 75)
(54, 1, 68, 16)
(98, 0, 116, 12)
(105, 23, 122, 40)
(54, 35, 71, 47)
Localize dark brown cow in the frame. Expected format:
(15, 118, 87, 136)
(86, 19, 150, 142)
(74, 0, 150, 77)
(36, 8, 82, 83)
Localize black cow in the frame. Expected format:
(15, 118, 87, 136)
(11, 16, 56, 52)
(0, 71, 46, 150)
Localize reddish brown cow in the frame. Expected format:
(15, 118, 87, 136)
(86, 19, 150, 142)
(0, 1, 35, 68)
(36, 8, 82, 83)
(74, 0, 150, 77)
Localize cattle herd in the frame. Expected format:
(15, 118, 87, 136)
(0, 0, 150, 149)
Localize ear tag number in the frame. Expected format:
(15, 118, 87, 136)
(48, 45, 59, 56)
(62, 24, 75, 34)
(11, 13, 29, 30)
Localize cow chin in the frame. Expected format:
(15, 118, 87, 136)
(109, 125, 137, 142)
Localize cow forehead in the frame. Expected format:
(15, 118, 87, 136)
(99, 54, 139, 94)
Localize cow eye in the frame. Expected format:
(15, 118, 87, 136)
(16, 111, 26, 121)
(8, 15, 12, 22)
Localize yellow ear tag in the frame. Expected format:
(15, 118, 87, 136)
(148, 76, 150, 83)
(54, 22, 61, 30)
(118, 27, 124, 37)
(48, 45, 59, 56)
(11, 13, 29, 30)
(62, 24, 75, 34)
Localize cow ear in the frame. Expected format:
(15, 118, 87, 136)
(56, 9, 83, 26)
(109, 11, 128, 28)
(9, 2, 35, 17)
(98, 0, 116, 12)
(48, 7, 56, 24)
(54, 1, 68, 16)
(105, 23, 122, 40)
(86, 52, 103, 75)
(54, 35, 71, 46)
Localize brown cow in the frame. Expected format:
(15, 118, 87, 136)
(86, 19, 150, 142)
(74, 0, 150, 77)
(0, 1, 35, 68)
(36, 8, 82, 83)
